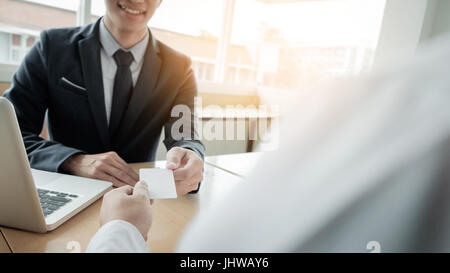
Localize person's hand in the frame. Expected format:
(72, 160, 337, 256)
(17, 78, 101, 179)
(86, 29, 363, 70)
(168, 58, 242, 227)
(166, 147, 204, 195)
(99, 181, 153, 241)
(61, 152, 139, 187)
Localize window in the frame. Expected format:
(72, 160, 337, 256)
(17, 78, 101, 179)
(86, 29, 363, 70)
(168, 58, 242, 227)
(7, 33, 37, 63)
(0, 0, 386, 91)
(193, 61, 215, 82)
(91, 0, 384, 92)
(227, 0, 386, 90)
(0, 0, 80, 65)
(0, 31, 38, 64)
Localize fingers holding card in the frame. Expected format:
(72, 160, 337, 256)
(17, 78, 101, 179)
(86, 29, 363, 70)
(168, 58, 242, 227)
(139, 168, 177, 199)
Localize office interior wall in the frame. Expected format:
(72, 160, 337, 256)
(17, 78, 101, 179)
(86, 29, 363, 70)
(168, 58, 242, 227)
(373, 0, 450, 69)
(372, 0, 430, 68)
(420, 0, 450, 42)
(430, 0, 450, 37)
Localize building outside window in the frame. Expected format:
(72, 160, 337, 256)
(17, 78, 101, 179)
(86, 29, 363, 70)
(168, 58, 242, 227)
(0, 0, 80, 64)
(0, 0, 386, 93)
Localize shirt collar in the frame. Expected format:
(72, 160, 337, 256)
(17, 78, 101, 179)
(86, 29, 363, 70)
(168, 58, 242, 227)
(99, 18, 149, 64)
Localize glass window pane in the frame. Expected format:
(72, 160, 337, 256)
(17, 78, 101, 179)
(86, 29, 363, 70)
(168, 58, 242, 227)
(26, 36, 36, 48)
(228, 0, 386, 90)
(0, 0, 80, 64)
(12, 34, 21, 46)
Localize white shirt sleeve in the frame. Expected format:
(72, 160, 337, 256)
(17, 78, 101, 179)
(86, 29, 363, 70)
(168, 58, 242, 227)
(86, 220, 150, 253)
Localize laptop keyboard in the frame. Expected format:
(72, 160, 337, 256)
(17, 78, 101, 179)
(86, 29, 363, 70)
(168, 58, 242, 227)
(37, 189, 79, 217)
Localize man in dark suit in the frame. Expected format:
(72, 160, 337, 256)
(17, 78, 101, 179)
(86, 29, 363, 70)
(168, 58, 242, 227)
(3, 0, 205, 195)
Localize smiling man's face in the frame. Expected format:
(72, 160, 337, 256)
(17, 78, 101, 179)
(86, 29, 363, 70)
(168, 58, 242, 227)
(104, 0, 161, 33)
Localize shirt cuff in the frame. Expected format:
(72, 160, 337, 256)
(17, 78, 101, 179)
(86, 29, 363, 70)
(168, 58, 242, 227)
(86, 220, 150, 253)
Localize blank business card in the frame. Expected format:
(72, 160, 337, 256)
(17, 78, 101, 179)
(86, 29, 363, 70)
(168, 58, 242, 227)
(139, 168, 177, 199)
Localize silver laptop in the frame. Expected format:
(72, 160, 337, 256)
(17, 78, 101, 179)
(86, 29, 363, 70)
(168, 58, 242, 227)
(0, 97, 112, 232)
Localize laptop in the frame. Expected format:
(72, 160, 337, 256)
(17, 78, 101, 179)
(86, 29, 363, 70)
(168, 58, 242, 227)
(0, 97, 112, 232)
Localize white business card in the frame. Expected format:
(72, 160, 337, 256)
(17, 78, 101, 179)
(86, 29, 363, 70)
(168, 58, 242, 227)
(139, 168, 177, 199)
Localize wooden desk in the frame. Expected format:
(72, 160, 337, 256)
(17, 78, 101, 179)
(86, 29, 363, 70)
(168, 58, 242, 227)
(205, 152, 265, 177)
(0, 231, 11, 253)
(0, 161, 243, 253)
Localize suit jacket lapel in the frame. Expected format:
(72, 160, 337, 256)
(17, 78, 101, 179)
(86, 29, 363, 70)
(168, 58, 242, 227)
(78, 20, 110, 149)
(115, 32, 162, 144)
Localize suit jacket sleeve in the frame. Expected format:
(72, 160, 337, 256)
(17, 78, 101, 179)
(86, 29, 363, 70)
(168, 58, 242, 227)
(163, 56, 205, 160)
(3, 31, 85, 172)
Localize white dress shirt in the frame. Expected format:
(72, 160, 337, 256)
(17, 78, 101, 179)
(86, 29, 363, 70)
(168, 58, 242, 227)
(86, 33, 450, 253)
(87, 220, 149, 253)
(99, 18, 149, 125)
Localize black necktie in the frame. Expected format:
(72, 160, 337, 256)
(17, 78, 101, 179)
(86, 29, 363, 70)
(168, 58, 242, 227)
(109, 49, 134, 139)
